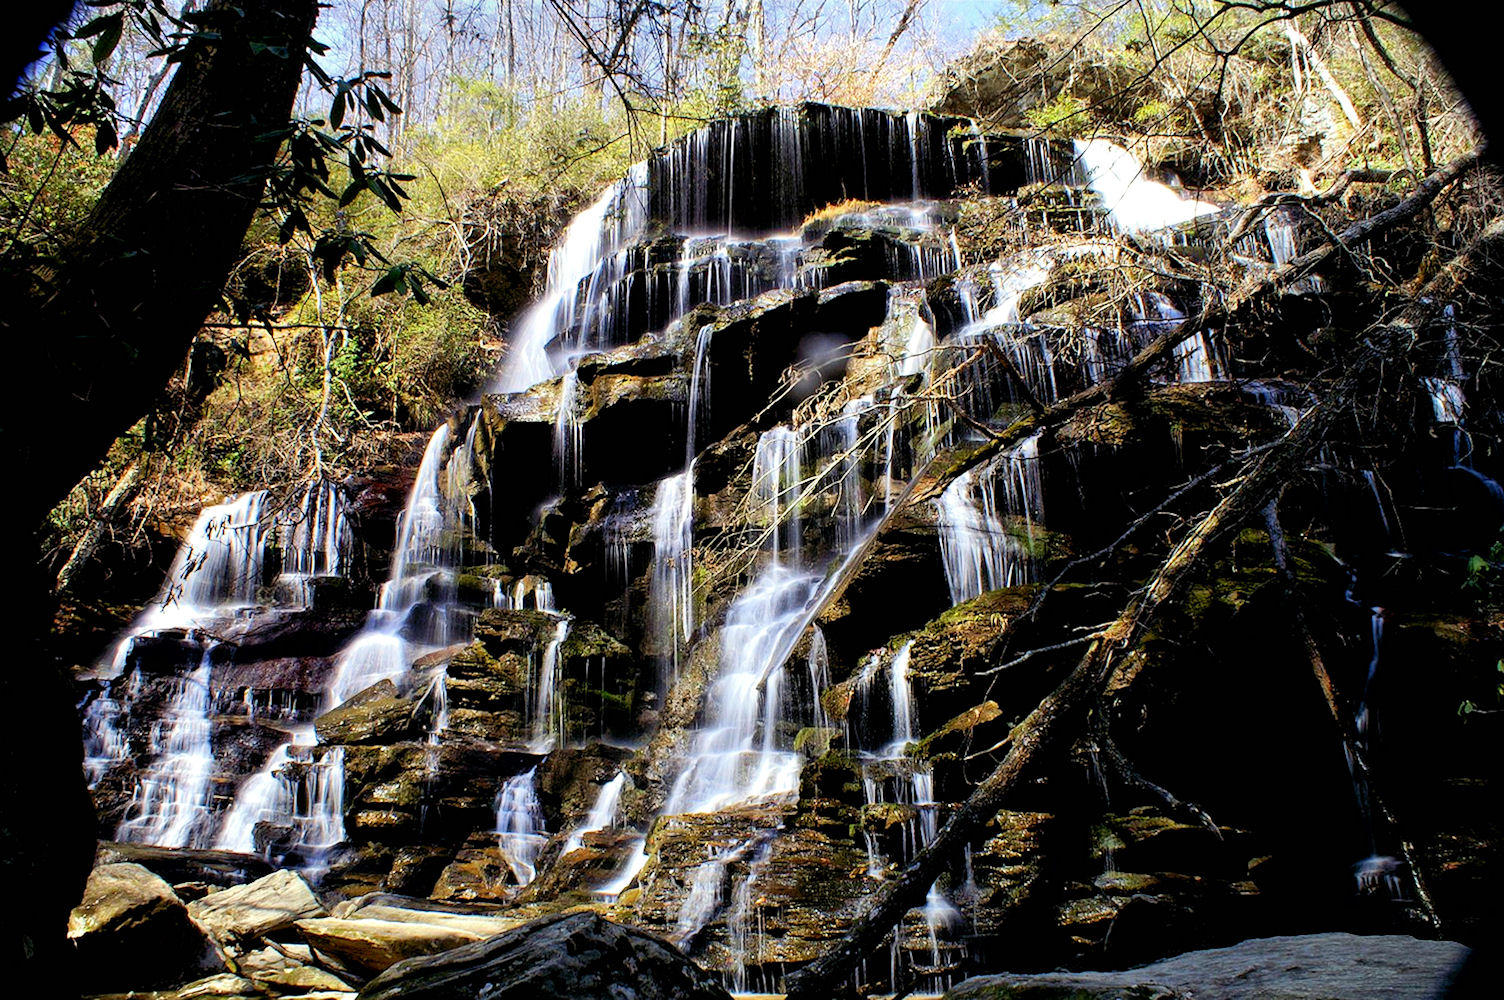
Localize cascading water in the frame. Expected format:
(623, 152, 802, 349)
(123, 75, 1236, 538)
(1073, 138, 1220, 234)
(495, 767, 547, 886)
(565, 771, 627, 854)
(850, 641, 967, 991)
(328, 424, 463, 704)
(530, 617, 572, 752)
(83, 102, 1369, 992)
(936, 432, 1045, 605)
(663, 559, 820, 814)
(84, 484, 352, 849)
(554, 368, 582, 487)
(496, 165, 649, 391)
(215, 418, 483, 855)
(649, 471, 695, 687)
(114, 648, 216, 848)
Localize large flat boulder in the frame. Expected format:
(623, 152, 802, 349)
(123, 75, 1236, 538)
(187, 868, 326, 947)
(943, 933, 1470, 1000)
(296, 916, 482, 973)
(356, 911, 731, 1000)
(332, 897, 520, 938)
(68, 862, 222, 990)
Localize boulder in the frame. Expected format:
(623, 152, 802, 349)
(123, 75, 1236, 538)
(315, 678, 417, 745)
(235, 943, 356, 993)
(296, 916, 482, 973)
(173, 972, 261, 998)
(68, 862, 222, 990)
(333, 894, 520, 937)
(942, 932, 1469, 1000)
(187, 868, 326, 947)
(356, 911, 732, 1000)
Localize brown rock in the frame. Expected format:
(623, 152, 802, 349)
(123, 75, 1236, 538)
(187, 868, 326, 947)
(295, 916, 481, 973)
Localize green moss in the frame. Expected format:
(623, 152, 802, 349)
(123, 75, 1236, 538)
(794, 726, 842, 758)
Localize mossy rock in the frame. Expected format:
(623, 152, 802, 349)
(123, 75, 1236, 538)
(794, 726, 843, 758)
(862, 801, 919, 831)
(915, 699, 1003, 759)
(315, 679, 416, 746)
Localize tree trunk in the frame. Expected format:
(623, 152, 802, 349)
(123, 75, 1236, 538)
(2, 0, 320, 531)
(0, 2, 319, 991)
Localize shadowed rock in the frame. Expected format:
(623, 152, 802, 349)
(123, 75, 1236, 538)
(357, 910, 731, 1000)
(67, 862, 223, 990)
(943, 932, 1469, 1000)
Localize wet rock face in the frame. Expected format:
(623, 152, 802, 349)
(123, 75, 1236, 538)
(70, 91, 1504, 997)
(647, 103, 1026, 233)
(359, 911, 733, 1000)
(316, 679, 417, 745)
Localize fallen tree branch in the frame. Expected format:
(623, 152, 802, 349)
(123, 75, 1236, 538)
(1225, 169, 1394, 244)
(55, 458, 146, 594)
(976, 631, 1106, 677)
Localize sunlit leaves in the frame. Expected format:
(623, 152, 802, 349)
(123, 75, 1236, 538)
(370, 262, 447, 305)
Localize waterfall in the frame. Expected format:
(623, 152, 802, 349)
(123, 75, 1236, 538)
(1263, 208, 1325, 294)
(726, 838, 775, 993)
(752, 426, 805, 562)
(595, 838, 652, 898)
(80, 100, 1375, 987)
(663, 563, 821, 814)
(649, 105, 1003, 234)
(650, 470, 695, 682)
(115, 648, 216, 848)
(687, 324, 714, 459)
(1347, 608, 1405, 899)
(1073, 138, 1219, 234)
(495, 767, 547, 886)
(213, 738, 345, 857)
(216, 419, 479, 854)
(565, 771, 628, 853)
(806, 628, 832, 729)
(852, 641, 967, 990)
(84, 484, 351, 850)
(553, 368, 582, 487)
(327, 423, 461, 705)
(674, 845, 738, 948)
(530, 617, 571, 751)
(496, 165, 649, 392)
(936, 432, 1045, 605)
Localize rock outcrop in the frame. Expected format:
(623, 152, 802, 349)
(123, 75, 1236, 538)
(187, 869, 327, 949)
(357, 911, 732, 1000)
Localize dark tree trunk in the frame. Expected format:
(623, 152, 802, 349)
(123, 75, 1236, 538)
(0, 1, 318, 992)
(3, 0, 320, 529)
